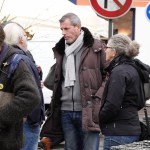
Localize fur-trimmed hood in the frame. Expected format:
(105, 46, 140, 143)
(53, 27, 95, 55)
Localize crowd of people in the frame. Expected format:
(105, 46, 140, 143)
(0, 12, 149, 150)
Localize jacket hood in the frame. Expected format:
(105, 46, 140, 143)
(134, 59, 150, 83)
(53, 27, 95, 55)
(106, 55, 150, 83)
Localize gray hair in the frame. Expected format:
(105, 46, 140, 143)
(3, 22, 25, 45)
(59, 13, 81, 27)
(108, 34, 140, 58)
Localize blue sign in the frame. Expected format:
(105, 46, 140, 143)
(69, 0, 77, 5)
(146, 3, 150, 21)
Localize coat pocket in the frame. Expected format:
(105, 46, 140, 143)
(92, 98, 101, 123)
(82, 98, 101, 130)
(0, 91, 14, 107)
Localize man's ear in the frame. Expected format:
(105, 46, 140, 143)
(75, 24, 81, 30)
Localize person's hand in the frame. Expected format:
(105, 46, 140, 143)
(40, 80, 44, 88)
(36, 65, 42, 73)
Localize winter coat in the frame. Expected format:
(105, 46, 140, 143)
(51, 27, 107, 132)
(0, 43, 40, 150)
(12, 45, 45, 127)
(99, 55, 144, 136)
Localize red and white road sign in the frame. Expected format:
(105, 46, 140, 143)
(89, 0, 133, 19)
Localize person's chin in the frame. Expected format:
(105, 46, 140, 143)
(66, 41, 72, 45)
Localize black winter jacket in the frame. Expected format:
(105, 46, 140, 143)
(99, 55, 144, 136)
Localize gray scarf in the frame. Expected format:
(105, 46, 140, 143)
(64, 30, 84, 87)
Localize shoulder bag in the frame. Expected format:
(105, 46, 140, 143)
(44, 63, 56, 90)
(139, 83, 150, 141)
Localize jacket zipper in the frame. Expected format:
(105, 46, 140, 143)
(72, 86, 75, 111)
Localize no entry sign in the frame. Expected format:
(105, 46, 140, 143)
(89, 0, 133, 19)
(146, 3, 150, 21)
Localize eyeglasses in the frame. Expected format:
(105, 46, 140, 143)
(24, 35, 27, 37)
(24, 35, 28, 40)
(105, 46, 112, 49)
(105, 46, 115, 50)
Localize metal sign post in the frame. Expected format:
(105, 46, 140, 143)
(104, 0, 113, 38)
(108, 19, 113, 38)
(89, 0, 133, 38)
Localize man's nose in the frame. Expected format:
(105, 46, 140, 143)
(62, 30, 66, 35)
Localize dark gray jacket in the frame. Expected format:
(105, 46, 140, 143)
(0, 43, 40, 150)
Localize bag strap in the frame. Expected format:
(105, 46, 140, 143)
(7, 54, 22, 79)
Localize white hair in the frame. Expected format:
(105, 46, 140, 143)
(3, 22, 25, 45)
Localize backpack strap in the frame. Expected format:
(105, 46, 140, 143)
(7, 54, 23, 79)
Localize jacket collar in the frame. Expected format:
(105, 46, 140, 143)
(106, 55, 132, 73)
(53, 27, 94, 55)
